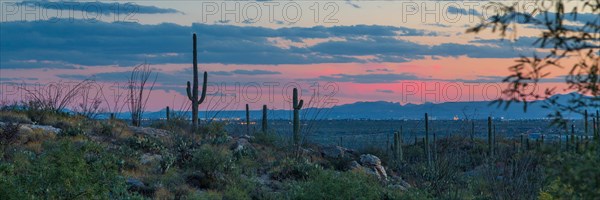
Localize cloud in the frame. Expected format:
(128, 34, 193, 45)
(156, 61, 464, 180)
(1, 19, 540, 69)
(366, 68, 394, 73)
(375, 89, 394, 94)
(15, 0, 182, 15)
(211, 70, 281, 76)
(310, 73, 426, 84)
(447, 6, 480, 16)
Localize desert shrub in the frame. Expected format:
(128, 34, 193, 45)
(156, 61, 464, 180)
(184, 145, 233, 189)
(0, 123, 21, 148)
(93, 121, 114, 137)
(0, 140, 140, 199)
(270, 157, 322, 181)
(208, 122, 227, 135)
(541, 144, 600, 199)
(223, 185, 251, 200)
(254, 131, 281, 147)
(173, 134, 198, 167)
(59, 122, 86, 136)
(188, 145, 233, 174)
(126, 135, 165, 154)
(288, 169, 384, 200)
(0, 112, 32, 124)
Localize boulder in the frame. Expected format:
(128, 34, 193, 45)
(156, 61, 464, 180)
(26, 124, 61, 134)
(321, 145, 346, 158)
(360, 154, 388, 182)
(348, 160, 362, 170)
(360, 154, 381, 166)
(230, 138, 251, 153)
(18, 125, 34, 135)
(126, 177, 145, 188)
(140, 153, 163, 165)
(240, 134, 254, 141)
(388, 184, 408, 191)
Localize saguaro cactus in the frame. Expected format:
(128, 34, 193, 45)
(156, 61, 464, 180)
(245, 104, 250, 135)
(585, 110, 589, 139)
(471, 120, 475, 142)
(262, 105, 268, 133)
(425, 113, 431, 168)
(488, 116, 493, 156)
(166, 106, 170, 121)
(186, 33, 208, 131)
(292, 88, 304, 146)
(399, 126, 404, 161)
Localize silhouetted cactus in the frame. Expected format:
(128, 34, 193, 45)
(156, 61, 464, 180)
(166, 106, 170, 121)
(488, 116, 493, 156)
(246, 104, 250, 135)
(470, 120, 475, 143)
(186, 33, 208, 131)
(292, 88, 303, 146)
(425, 113, 431, 168)
(571, 124, 575, 149)
(585, 110, 589, 139)
(110, 113, 115, 120)
(399, 126, 403, 161)
(262, 105, 268, 133)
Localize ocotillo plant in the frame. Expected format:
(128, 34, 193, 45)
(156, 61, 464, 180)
(292, 88, 304, 146)
(262, 105, 268, 133)
(246, 104, 250, 135)
(186, 33, 208, 131)
(166, 106, 170, 121)
(425, 113, 431, 168)
(488, 116, 493, 156)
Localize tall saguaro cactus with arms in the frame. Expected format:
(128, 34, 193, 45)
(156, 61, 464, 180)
(186, 33, 208, 131)
(292, 88, 304, 146)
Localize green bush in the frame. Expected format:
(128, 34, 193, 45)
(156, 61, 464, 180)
(93, 121, 114, 137)
(541, 144, 600, 199)
(288, 169, 384, 200)
(0, 139, 139, 199)
(188, 145, 233, 174)
(59, 122, 86, 137)
(0, 112, 32, 124)
(270, 158, 322, 181)
(126, 135, 165, 154)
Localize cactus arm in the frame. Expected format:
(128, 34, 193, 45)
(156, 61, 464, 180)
(296, 99, 304, 110)
(186, 81, 193, 101)
(198, 71, 208, 104)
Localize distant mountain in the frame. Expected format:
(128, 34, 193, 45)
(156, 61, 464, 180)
(107, 93, 591, 120)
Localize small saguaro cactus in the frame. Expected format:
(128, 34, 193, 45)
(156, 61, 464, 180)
(246, 104, 250, 135)
(571, 124, 575, 147)
(399, 126, 404, 161)
(110, 113, 115, 120)
(292, 88, 304, 146)
(186, 33, 208, 131)
(596, 110, 599, 142)
(488, 116, 493, 156)
(471, 120, 475, 143)
(262, 105, 268, 133)
(585, 110, 589, 139)
(425, 113, 431, 168)
(166, 106, 170, 121)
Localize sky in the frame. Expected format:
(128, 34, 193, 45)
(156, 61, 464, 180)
(0, 0, 594, 112)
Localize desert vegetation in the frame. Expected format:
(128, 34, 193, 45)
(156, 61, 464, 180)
(1, 0, 598, 198)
